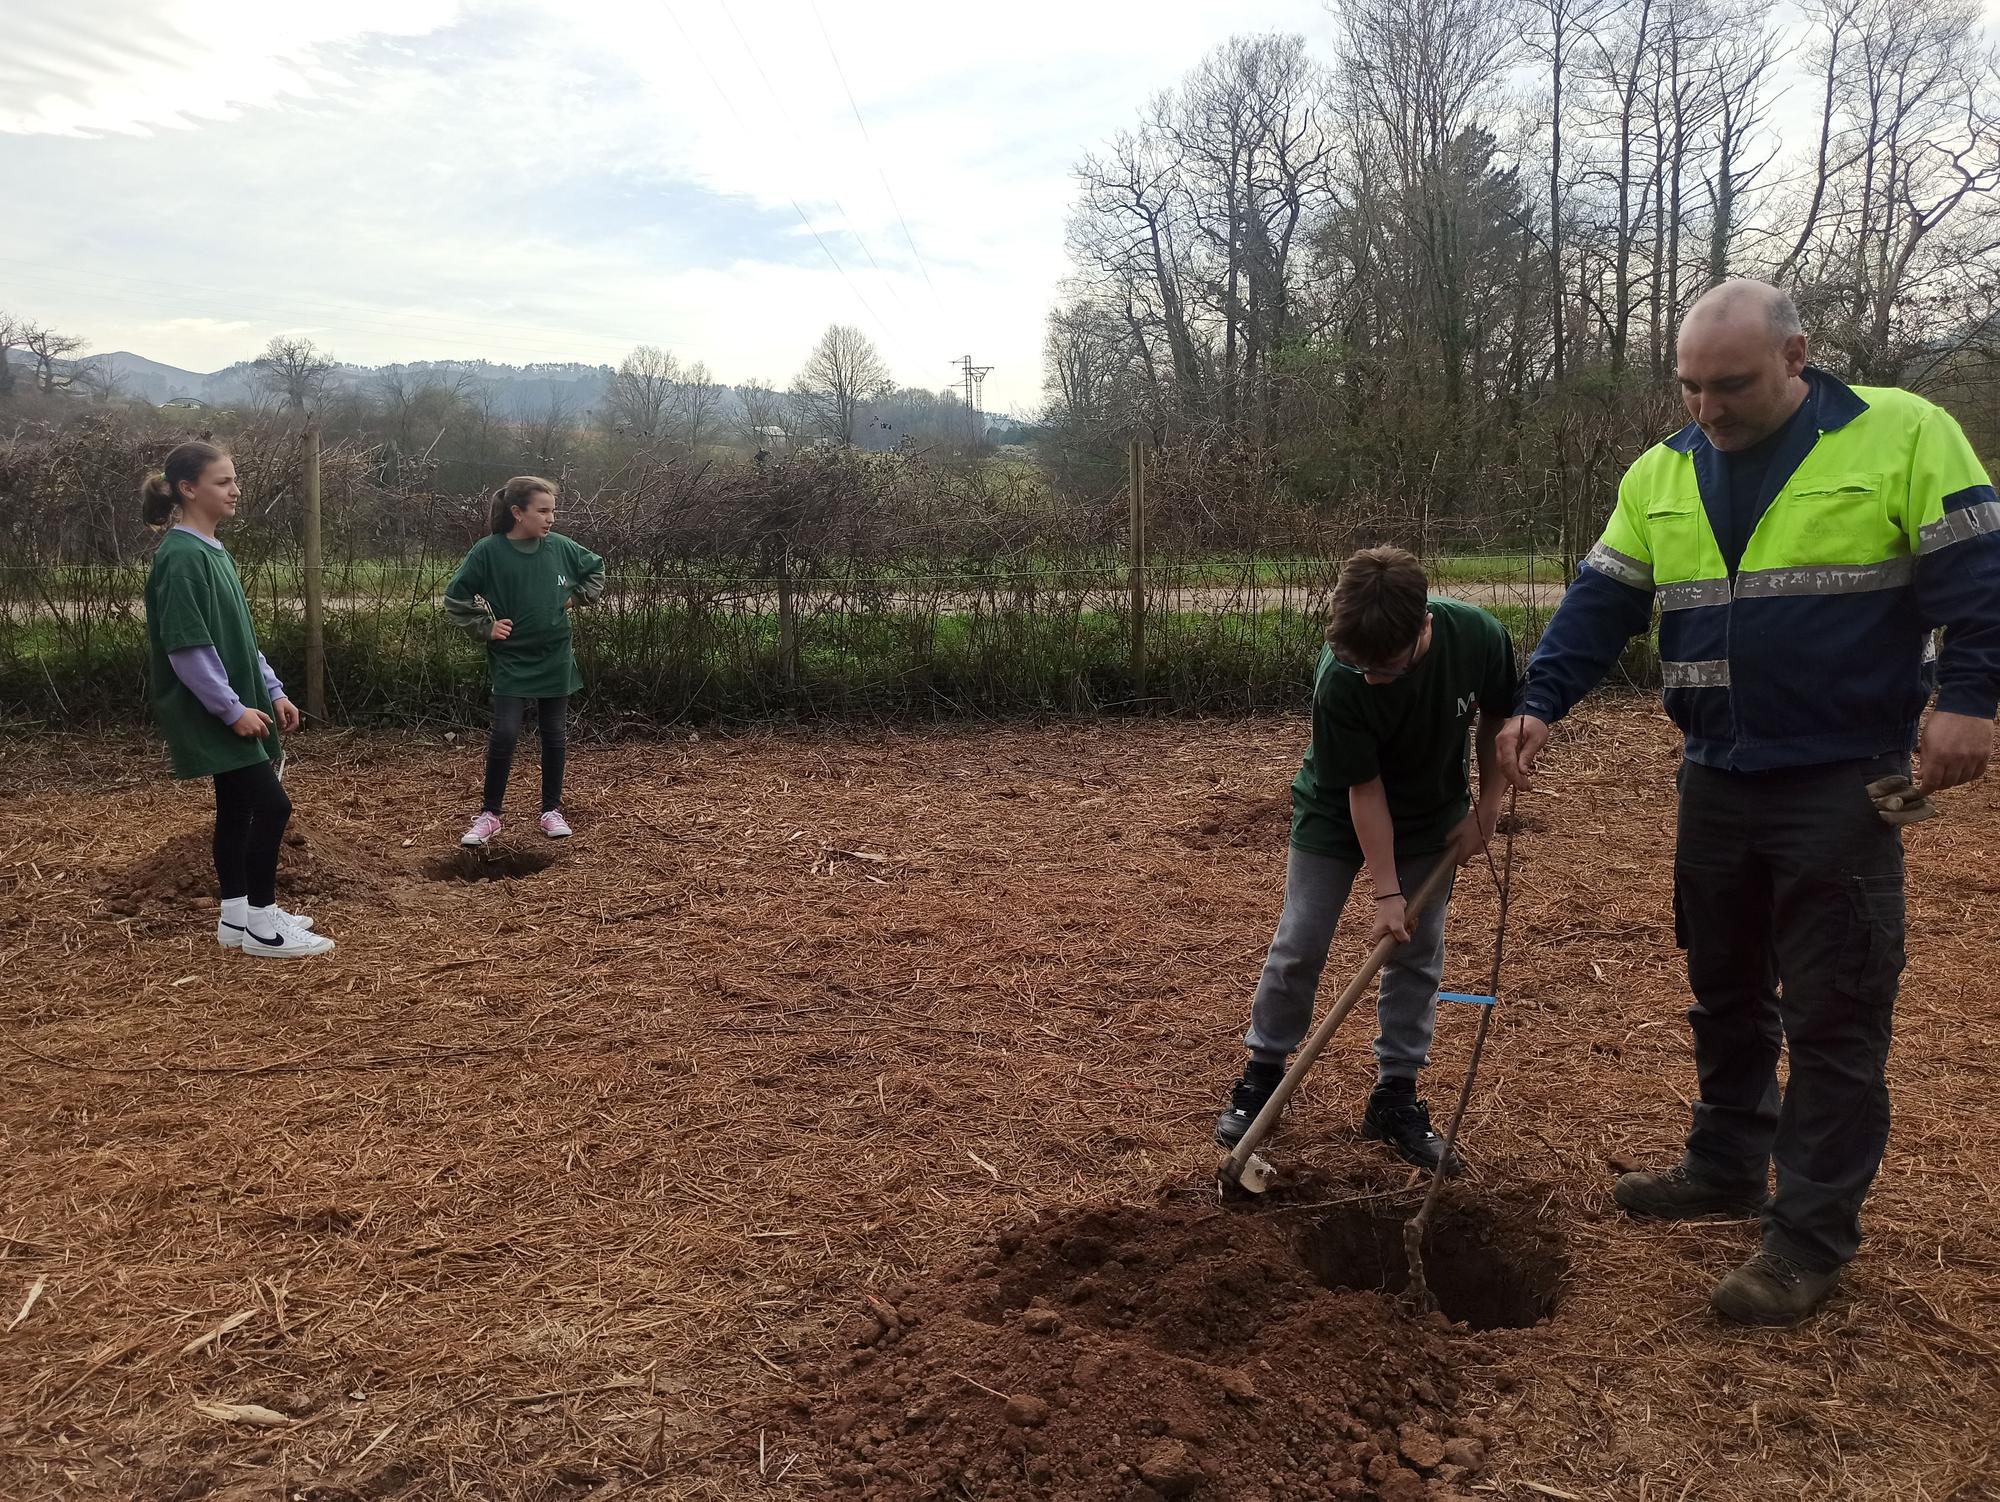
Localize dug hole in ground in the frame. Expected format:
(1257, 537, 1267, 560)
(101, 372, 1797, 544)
(3, 701, 1996, 1501)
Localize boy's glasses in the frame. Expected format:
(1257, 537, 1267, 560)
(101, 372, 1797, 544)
(1331, 641, 1422, 680)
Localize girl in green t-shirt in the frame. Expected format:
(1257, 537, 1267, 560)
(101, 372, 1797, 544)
(141, 442, 336, 959)
(443, 477, 605, 847)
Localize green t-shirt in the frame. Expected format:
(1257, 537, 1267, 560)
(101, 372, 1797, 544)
(1290, 596, 1518, 861)
(443, 533, 605, 698)
(144, 528, 280, 779)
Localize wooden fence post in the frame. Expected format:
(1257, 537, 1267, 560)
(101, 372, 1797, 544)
(777, 542, 799, 693)
(1128, 435, 1147, 698)
(302, 424, 327, 723)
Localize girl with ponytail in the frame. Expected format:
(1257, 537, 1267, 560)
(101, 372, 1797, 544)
(140, 442, 335, 958)
(442, 476, 604, 846)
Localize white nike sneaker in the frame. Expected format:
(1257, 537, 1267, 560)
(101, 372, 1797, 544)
(216, 907, 316, 949)
(240, 922, 336, 959)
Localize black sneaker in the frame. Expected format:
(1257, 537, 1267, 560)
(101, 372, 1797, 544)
(1214, 1061, 1285, 1148)
(1361, 1083, 1461, 1177)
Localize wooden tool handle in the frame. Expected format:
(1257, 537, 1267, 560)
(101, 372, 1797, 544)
(1221, 853, 1458, 1184)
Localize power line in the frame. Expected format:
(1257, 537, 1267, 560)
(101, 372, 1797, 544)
(714, 0, 915, 327)
(660, 0, 907, 366)
(805, 0, 944, 308)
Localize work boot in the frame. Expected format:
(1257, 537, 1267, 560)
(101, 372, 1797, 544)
(1710, 1251, 1841, 1326)
(1613, 1164, 1768, 1220)
(1214, 1060, 1285, 1148)
(1361, 1079, 1461, 1177)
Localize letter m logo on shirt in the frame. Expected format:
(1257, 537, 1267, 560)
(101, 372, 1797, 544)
(1458, 690, 1479, 716)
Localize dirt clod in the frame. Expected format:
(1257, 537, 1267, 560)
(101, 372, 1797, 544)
(1138, 1438, 1203, 1497)
(1442, 1436, 1486, 1470)
(1398, 1421, 1446, 1471)
(1217, 1368, 1259, 1405)
(1003, 1394, 1050, 1428)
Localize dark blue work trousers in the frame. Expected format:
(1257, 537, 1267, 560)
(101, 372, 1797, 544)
(1673, 753, 1907, 1270)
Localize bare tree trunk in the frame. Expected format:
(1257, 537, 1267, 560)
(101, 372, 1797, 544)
(1775, 0, 1863, 282)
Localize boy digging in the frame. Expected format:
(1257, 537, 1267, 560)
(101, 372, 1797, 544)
(1215, 546, 1518, 1173)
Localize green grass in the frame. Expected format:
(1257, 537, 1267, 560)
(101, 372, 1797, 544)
(0, 590, 1657, 730)
(1423, 553, 1549, 584)
(3, 550, 1556, 604)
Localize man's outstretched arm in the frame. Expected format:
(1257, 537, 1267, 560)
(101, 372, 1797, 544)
(1500, 526, 1657, 785)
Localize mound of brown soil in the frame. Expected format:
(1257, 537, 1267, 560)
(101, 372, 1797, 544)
(1177, 792, 1293, 851)
(100, 820, 395, 917)
(797, 1190, 1559, 1500)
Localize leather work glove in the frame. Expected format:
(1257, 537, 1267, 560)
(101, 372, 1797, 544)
(1866, 774, 1938, 827)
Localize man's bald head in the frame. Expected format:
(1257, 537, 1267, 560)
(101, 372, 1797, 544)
(1683, 279, 1803, 351)
(1675, 279, 1811, 451)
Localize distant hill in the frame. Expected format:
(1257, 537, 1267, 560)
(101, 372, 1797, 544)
(87, 351, 230, 404)
(7, 345, 1010, 445)
(77, 351, 617, 420)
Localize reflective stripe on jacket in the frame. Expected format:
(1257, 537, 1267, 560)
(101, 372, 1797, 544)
(1521, 370, 2000, 771)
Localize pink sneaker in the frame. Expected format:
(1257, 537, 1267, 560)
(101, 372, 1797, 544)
(461, 811, 503, 847)
(539, 810, 573, 839)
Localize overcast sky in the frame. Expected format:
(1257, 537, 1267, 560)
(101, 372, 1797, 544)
(3, 0, 1322, 412)
(6, 0, 1998, 413)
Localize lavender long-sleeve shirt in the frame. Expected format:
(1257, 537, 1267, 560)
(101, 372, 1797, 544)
(164, 527, 286, 723)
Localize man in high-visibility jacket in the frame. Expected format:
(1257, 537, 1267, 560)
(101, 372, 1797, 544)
(1500, 279, 2000, 1326)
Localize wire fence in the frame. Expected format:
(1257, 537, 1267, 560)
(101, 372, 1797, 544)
(0, 422, 1652, 730)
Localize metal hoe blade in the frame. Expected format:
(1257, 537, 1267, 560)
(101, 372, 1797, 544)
(1229, 1151, 1277, 1196)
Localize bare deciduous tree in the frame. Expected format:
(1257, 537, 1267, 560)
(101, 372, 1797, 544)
(0, 309, 21, 398)
(680, 360, 720, 454)
(1778, 0, 2000, 380)
(255, 335, 334, 413)
(796, 325, 889, 447)
(524, 393, 575, 471)
(21, 321, 89, 395)
(1522, 0, 1620, 380)
(607, 345, 684, 442)
(738, 378, 783, 451)
(782, 381, 820, 452)
(1703, 1, 1782, 289)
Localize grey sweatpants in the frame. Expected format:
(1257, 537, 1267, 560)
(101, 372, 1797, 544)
(1243, 845, 1455, 1081)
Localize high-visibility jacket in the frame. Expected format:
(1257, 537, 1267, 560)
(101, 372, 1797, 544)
(1520, 369, 2000, 771)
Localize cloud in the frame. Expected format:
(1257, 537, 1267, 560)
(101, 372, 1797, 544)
(0, 0, 1320, 409)
(0, 0, 463, 136)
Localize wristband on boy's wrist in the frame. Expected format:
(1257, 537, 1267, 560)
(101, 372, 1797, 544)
(1373, 890, 1401, 902)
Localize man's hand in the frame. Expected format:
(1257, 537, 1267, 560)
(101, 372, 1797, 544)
(1451, 794, 1503, 867)
(272, 697, 301, 734)
(1496, 715, 1550, 788)
(1918, 710, 1995, 794)
(489, 618, 514, 642)
(231, 708, 273, 738)
(1368, 894, 1411, 947)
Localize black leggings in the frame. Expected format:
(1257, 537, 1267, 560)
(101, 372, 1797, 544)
(213, 761, 293, 908)
(483, 694, 568, 814)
